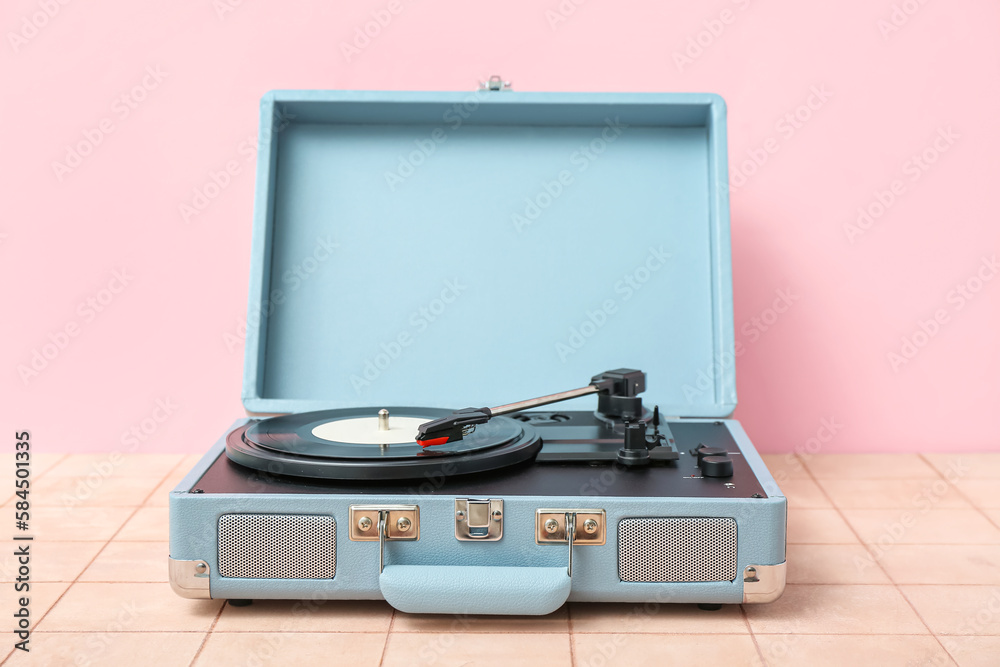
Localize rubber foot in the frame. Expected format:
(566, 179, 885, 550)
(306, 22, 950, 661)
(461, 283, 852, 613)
(697, 603, 722, 611)
(228, 599, 253, 607)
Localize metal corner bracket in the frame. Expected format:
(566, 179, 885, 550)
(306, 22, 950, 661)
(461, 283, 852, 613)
(742, 562, 786, 603)
(169, 556, 212, 599)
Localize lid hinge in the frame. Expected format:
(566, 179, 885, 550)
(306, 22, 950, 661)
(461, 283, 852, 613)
(479, 75, 512, 92)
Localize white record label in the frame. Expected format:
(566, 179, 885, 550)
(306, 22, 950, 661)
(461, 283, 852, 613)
(311, 416, 429, 445)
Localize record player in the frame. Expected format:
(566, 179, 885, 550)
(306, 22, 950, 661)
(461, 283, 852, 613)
(168, 86, 787, 614)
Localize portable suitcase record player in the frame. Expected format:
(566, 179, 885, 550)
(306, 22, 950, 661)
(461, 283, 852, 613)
(168, 85, 787, 614)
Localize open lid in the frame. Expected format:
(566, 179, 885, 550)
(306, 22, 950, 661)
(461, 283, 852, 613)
(243, 89, 735, 417)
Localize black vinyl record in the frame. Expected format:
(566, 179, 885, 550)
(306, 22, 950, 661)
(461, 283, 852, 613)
(225, 407, 541, 480)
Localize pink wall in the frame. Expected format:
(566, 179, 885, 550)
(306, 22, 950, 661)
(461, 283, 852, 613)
(4, 0, 998, 454)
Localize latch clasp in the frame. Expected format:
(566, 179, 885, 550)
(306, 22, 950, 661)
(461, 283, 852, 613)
(455, 499, 503, 541)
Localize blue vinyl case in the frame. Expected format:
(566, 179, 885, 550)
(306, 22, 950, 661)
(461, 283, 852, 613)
(169, 87, 786, 613)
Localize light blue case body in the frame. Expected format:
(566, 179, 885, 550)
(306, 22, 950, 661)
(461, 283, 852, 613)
(169, 89, 786, 613)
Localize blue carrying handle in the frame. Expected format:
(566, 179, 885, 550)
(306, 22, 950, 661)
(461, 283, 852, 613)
(379, 564, 571, 615)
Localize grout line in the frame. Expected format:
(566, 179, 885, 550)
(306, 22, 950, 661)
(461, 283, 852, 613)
(788, 582, 1000, 587)
(21, 459, 186, 633)
(1, 457, 184, 667)
(11, 628, 986, 636)
(6, 630, 216, 634)
(491, 628, 976, 635)
(34, 581, 171, 584)
(739, 604, 768, 666)
(188, 602, 227, 667)
(787, 541, 1000, 546)
(0, 455, 73, 665)
(16, 508, 156, 512)
(376, 608, 396, 667)
(0, 538, 168, 543)
(750, 632, 1000, 637)
(59, 627, 970, 636)
(763, 582, 1000, 588)
(572, 636, 780, 638)
(0, 453, 70, 507)
(913, 453, 996, 666)
(567, 604, 576, 667)
(14, 629, 390, 635)
(34, 454, 71, 480)
(797, 454, 955, 660)
(918, 453, 1000, 531)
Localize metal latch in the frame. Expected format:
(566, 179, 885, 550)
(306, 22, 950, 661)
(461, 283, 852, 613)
(536, 509, 606, 576)
(455, 499, 503, 541)
(479, 75, 512, 91)
(349, 505, 419, 573)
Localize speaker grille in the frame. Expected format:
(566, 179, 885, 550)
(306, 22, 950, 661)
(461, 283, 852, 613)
(618, 517, 737, 583)
(218, 514, 336, 579)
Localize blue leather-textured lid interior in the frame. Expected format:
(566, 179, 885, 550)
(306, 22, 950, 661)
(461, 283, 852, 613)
(243, 90, 735, 417)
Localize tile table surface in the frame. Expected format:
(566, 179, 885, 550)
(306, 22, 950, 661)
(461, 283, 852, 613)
(2, 452, 999, 666)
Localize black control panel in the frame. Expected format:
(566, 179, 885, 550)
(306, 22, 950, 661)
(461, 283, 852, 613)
(193, 414, 767, 499)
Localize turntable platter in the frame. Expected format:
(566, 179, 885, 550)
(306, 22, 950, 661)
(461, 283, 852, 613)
(225, 407, 542, 480)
